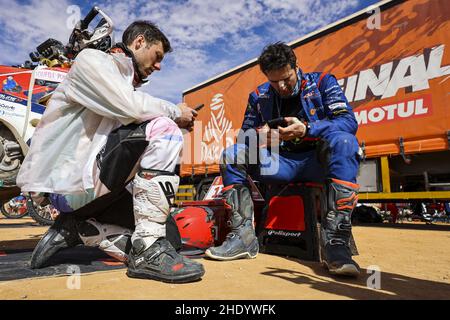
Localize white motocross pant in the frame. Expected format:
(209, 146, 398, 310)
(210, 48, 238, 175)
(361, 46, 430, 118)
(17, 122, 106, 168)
(43, 117, 184, 258)
(130, 117, 182, 249)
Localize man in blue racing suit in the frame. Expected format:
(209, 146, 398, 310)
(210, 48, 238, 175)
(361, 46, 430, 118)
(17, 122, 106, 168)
(205, 42, 361, 277)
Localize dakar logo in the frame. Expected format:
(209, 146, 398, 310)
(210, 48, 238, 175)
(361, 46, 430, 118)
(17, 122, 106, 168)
(202, 93, 234, 163)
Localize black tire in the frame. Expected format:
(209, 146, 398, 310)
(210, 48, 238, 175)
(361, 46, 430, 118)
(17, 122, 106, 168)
(26, 195, 54, 226)
(0, 199, 28, 219)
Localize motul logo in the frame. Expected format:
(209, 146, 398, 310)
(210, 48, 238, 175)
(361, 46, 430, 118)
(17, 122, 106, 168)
(338, 45, 450, 102)
(354, 95, 432, 126)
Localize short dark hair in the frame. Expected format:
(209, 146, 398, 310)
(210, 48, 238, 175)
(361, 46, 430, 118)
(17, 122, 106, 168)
(122, 20, 172, 53)
(258, 42, 297, 74)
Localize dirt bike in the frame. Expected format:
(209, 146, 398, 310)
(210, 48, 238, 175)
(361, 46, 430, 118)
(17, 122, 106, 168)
(27, 6, 114, 69)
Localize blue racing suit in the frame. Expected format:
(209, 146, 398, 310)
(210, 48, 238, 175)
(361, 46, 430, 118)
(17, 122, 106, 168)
(221, 70, 360, 186)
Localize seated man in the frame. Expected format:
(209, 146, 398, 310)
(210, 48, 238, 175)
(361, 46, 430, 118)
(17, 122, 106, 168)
(205, 42, 361, 277)
(17, 21, 205, 283)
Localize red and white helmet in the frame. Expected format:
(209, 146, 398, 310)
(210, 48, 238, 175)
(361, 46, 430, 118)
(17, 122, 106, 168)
(171, 206, 216, 255)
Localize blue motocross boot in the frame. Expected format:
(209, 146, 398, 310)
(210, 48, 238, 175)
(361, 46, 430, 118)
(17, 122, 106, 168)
(321, 178, 360, 277)
(205, 184, 259, 260)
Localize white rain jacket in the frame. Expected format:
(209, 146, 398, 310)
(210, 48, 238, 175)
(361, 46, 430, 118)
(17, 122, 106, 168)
(17, 48, 181, 194)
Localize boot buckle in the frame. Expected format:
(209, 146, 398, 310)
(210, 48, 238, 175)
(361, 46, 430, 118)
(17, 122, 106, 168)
(328, 238, 345, 246)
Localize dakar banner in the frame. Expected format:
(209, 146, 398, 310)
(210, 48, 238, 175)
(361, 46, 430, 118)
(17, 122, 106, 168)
(181, 0, 450, 177)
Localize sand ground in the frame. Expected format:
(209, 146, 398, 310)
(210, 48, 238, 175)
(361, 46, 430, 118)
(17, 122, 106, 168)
(0, 215, 449, 300)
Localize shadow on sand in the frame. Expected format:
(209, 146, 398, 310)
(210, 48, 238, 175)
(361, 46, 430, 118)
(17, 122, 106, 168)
(261, 258, 450, 300)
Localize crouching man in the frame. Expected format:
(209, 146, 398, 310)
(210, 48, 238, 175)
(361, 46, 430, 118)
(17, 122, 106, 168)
(17, 21, 204, 283)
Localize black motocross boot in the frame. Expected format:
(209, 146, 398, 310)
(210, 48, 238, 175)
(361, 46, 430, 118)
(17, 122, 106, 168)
(205, 184, 259, 260)
(321, 178, 360, 277)
(30, 213, 82, 269)
(126, 170, 205, 283)
(127, 238, 205, 283)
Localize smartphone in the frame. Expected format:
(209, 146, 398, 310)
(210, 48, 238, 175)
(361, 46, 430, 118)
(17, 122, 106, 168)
(194, 104, 205, 111)
(267, 117, 288, 129)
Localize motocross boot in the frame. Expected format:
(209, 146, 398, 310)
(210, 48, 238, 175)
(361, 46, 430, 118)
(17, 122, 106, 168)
(79, 217, 183, 267)
(127, 238, 205, 283)
(205, 184, 259, 260)
(77, 218, 132, 263)
(30, 212, 82, 269)
(321, 178, 360, 277)
(126, 170, 205, 282)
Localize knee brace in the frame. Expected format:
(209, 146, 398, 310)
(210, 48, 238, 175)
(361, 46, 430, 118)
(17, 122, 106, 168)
(132, 170, 180, 241)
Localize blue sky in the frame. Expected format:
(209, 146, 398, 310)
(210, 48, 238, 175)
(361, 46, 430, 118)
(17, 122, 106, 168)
(0, 0, 379, 103)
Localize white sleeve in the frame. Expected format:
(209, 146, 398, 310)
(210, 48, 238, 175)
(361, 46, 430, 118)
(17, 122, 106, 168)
(64, 49, 181, 125)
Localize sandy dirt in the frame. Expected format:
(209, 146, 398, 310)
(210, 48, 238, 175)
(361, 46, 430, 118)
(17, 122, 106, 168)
(0, 215, 449, 300)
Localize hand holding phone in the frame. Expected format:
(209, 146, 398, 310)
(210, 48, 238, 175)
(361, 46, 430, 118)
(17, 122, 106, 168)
(267, 117, 288, 129)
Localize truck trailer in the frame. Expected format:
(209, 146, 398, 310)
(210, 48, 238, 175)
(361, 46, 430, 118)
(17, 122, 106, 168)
(179, 0, 450, 203)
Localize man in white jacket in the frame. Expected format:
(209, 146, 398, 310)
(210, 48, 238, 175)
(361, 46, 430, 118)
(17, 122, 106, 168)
(17, 21, 205, 283)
